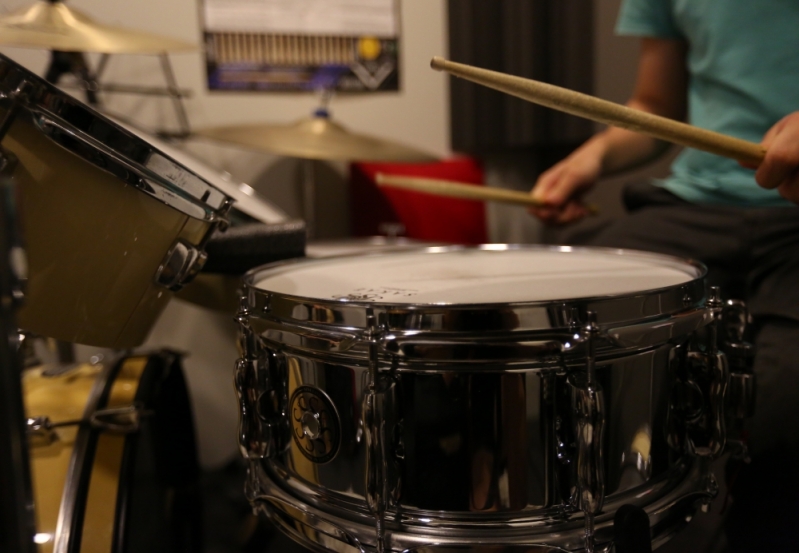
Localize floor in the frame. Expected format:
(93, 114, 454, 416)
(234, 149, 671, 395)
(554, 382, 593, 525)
(203, 460, 309, 553)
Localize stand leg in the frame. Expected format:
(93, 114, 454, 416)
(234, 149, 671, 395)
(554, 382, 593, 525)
(302, 158, 316, 240)
(159, 54, 191, 138)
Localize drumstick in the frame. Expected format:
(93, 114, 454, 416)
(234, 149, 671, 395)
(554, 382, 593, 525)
(375, 173, 599, 214)
(430, 57, 766, 167)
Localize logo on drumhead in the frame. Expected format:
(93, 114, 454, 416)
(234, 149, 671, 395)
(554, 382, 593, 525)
(290, 386, 341, 464)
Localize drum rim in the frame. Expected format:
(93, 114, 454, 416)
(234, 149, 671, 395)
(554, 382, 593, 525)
(0, 53, 233, 222)
(243, 243, 707, 309)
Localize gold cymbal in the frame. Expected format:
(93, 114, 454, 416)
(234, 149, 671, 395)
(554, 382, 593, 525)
(195, 114, 438, 162)
(0, 0, 196, 54)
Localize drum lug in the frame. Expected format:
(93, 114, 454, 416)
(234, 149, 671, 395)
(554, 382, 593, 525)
(362, 308, 399, 553)
(235, 351, 287, 460)
(154, 239, 208, 291)
(235, 298, 287, 460)
(721, 299, 756, 420)
(570, 311, 606, 553)
(676, 288, 730, 459)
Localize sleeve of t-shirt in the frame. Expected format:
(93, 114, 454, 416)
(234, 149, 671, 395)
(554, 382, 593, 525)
(615, 0, 683, 39)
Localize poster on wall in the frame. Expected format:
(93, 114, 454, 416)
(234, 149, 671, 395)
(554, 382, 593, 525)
(201, 0, 400, 92)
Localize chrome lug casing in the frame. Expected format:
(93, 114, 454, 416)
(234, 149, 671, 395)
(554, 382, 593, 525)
(237, 246, 723, 552)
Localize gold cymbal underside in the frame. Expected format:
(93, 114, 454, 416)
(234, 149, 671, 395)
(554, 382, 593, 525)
(196, 116, 438, 162)
(0, 1, 196, 54)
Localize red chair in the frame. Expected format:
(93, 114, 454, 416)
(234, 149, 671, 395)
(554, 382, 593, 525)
(350, 157, 488, 245)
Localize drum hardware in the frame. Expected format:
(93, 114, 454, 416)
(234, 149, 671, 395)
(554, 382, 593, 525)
(33, 114, 233, 224)
(719, 299, 756, 464)
(613, 504, 652, 553)
(664, 288, 729, 462)
(235, 296, 286, 461)
(154, 239, 208, 291)
(572, 312, 606, 553)
(363, 308, 390, 553)
(26, 403, 152, 447)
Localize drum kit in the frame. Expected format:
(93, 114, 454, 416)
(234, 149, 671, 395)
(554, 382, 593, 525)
(0, 3, 764, 553)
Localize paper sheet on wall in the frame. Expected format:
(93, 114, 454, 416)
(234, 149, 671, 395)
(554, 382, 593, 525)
(202, 0, 400, 92)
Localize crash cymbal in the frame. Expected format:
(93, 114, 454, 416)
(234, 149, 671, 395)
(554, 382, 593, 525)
(0, 0, 196, 54)
(195, 112, 438, 162)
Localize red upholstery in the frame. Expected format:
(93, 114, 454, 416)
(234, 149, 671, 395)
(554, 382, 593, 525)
(349, 157, 488, 245)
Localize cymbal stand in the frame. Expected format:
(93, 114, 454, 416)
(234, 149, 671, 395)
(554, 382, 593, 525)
(302, 158, 316, 239)
(300, 90, 335, 240)
(158, 53, 191, 138)
(0, 83, 37, 553)
(50, 51, 192, 138)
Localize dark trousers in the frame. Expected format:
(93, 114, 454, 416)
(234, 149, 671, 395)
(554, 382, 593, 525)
(588, 183, 799, 553)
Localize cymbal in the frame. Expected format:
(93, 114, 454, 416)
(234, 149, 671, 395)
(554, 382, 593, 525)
(0, 0, 196, 54)
(195, 113, 438, 162)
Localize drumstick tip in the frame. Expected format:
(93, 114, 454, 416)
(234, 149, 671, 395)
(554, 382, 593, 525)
(430, 56, 446, 71)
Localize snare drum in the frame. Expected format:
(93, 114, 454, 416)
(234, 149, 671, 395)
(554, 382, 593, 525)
(0, 53, 233, 348)
(236, 246, 727, 552)
(23, 351, 200, 553)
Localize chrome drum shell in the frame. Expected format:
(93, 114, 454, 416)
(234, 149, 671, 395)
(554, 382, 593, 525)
(238, 246, 717, 552)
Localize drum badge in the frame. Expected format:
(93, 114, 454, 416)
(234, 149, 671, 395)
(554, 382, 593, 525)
(290, 386, 341, 464)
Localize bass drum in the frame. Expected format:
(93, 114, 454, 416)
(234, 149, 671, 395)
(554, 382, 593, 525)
(23, 351, 201, 553)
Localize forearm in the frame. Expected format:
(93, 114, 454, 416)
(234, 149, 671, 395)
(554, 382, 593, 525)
(574, 100, 672, 177)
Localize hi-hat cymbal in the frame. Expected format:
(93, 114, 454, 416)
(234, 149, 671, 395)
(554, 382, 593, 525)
(0, 0, 196, 54)
(195, 113, 438, 162)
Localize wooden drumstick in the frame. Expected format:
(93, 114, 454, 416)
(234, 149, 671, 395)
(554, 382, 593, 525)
(431, 56, 766, 167)
(375, 173, 599, 213)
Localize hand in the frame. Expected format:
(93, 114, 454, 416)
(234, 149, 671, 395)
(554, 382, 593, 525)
(529, 147, 603, 225)
(756, 112, 799, 205)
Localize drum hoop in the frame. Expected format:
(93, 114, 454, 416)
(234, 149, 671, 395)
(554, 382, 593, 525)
(52, 357, 121, 553)
(243, 245, 708, 334)
(0, 54, 233, 223)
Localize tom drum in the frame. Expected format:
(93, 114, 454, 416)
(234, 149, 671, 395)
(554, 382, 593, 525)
(0, 53, 233, 348)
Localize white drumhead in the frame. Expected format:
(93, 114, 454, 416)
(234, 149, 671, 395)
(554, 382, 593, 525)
(111, 118, 287, 224)
(253, 248, 700, 304)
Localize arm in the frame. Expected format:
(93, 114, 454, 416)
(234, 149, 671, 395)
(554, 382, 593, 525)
(755, 112, 799, 205)
(530, 37, 689, 224)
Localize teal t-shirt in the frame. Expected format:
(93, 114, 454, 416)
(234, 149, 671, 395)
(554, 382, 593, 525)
(616, 0, 799, 207)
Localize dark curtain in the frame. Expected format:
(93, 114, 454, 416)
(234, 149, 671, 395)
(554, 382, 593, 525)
(448, 0, 595, 154)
